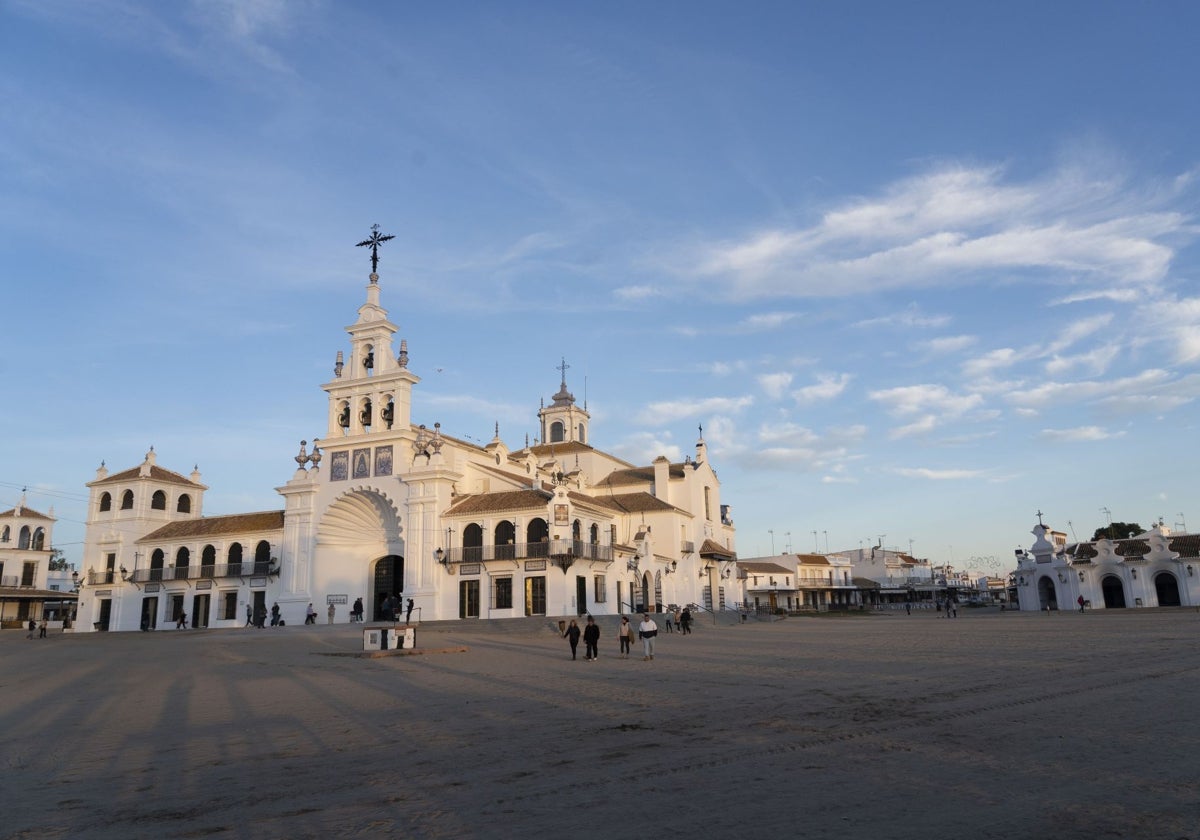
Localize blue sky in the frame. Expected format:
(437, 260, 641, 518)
(3, 1, 1198, 575)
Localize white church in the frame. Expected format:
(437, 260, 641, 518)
(74, 251, 738, 632)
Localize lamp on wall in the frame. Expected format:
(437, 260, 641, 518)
(665, 560, 677, 575)
(1078, 570, 1085, 582)
(1130, 568, 1137, 579)
(71, 570, 80, 590)
(119, 565, 129, 581)
(435, 548, 447, 566)
(1057, 571, 1066, 583)
(1188, 565, 1194, 577)
(627, 554, 640, 572)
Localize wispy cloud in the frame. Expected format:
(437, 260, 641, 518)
(892, 467, 988, 480)
(917, 334, 976, 355)
(757, 372, 793, 400)
(792, 373, 852, 403)
(1038, 426, 1125, 442)
(680, 161, 1193, 299)
(635, 395, 754, 425)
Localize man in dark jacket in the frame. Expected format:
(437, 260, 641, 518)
(583, 615, 601, 661)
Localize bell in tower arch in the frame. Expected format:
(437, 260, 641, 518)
(360, 400, 373, 429)
(338, 405, 350, 429)
(363, 349, 374, 370)
(381, 399, 395, 429)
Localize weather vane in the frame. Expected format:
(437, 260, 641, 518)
(356, 224, 395, 274)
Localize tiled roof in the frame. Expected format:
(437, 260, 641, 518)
(1169, 534, 1200, 558)
(699, 538, 735, 560)
(527, 441, 595, 456)
(0, 506, 53, 521)
(795, 553, 831, 566)
(594, 463, 687, 487)
(138, 511, 284, 542)
(739, 561, 793, 574)
(90, 464, 200, 488)
(853, 577, 880, 589)
(444, 489, 553, 516)
(0, 587, 78, 600)
(1064, 533, 1200, 561)
(584, 492, 676, 514)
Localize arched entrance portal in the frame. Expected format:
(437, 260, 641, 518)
(317, 489, 407, 622)
(372, 555, 405, 620)
(1102, 575, 1127, 608)
(1036, 576, 1058, 610)
(1155, 572, 1181, 607)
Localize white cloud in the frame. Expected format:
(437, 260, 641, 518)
(792, 373, 851, 403)
(682, 161, 1193, 299)
(614, 285, 660, 300)
(854, 305, 952, 329)
(635, 396, 754, 426)
(1007, 369, 1174, 410)
(1044, 344, 1119, 376)
(892, 467, 988, 480)
(758, 372, 794, 400)
(869, 384, 983, 417)
(1038, 426, 1125, 442)
(917, 335, 977, 355)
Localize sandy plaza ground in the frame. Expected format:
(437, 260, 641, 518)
(2, 608, 1198, 839)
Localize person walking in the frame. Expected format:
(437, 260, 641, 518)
(618, 616, 632, 658)
(26, 618, 36, 639)
(905, 601, 912, 615)
(38, 619, 48, 638)
(176, 610, 187, 629)
(305, 603, 317, 625)
(352, 597, 363, 623)
(679, 607, 692, 635)
(1077, 594, 1086, 613)
(406, 598, 414, 624)
(327, 602, 336, 624)
(563, 619, 582, 660)
(583, 615, 600, 661)
(270, 602, 280, 627)
(638, 613, 659, 660)
(245, 603, 253, 627)
(663, 609, 674, 633)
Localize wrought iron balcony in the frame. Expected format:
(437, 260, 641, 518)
(115, 562, 278, 583)
(446, 540, 613, 564)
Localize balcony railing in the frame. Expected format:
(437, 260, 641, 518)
(447, 541, 613, 564)
(88, 563, 277, 585)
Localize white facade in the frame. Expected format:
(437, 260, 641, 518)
(1013, 518, 1200, 611)
(74, 268, 737, 632)
(0, 495, 67, 625)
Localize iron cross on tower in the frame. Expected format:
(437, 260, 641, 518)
(557, 357, 570, 387)
(356, 224, 395, 275)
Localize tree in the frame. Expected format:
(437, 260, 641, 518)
(1091, 522, 1144, 541)
(47, 548, 70, 571)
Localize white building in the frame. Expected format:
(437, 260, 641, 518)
(0, 494, 74, 627)
(1013, 517, 1200, 611)
(74, 264, 737, 632)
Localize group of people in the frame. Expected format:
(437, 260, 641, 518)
(565, 611, 683, 662)
(380, 594, 415, 624)
(25, 619, 47, 639)
(660, 606, 693, 634)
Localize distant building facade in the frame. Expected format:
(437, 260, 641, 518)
(0, 495, 74, 627)
(1013, 518, 1200, 611)
(74, 268, 737, 632)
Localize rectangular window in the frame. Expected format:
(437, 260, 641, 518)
(221, 591, 238, 620)
(492, 575, 513, 610)
(593, 574, 607, 603)
(524, 576, 546, 616)
(22, 561, 36, 586)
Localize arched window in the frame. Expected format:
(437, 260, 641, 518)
(527, 518, 549, 556)
(550, 421, 565, 443)
(578, 423, 586, 444)
(99, 493, 112, 512)
(572, 519, 582, 543)
(150, 549, 165, 581)
(228, 542, 243, 575)
(151, 490, 167, 510)
(175, 547, 190, 579)
(31, 528, 45, 550)
(201, 545, 216, 577)
(177, 494, 191, 513)
(254, 540, 271, 573)
(121, 490, 134, 510)
(590, 524, 599, 544)
(463, 523, 484, 563)
(0, 525, 8, 543)
(495, 521, 516, 560)
(18, 526, 31, 549)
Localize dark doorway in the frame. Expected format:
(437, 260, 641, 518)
(576, 575, 587, 615)
(97, 599, 111, 631)
(192, 594, 210, 628)
(140, 596, 158, 631)
(459, 579, 480, 618)
(373, 555, 405, 620)
(252, 591, 266, 625)
(1155, 572, 1181, 607)
(1102, 575, 1127, 608)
